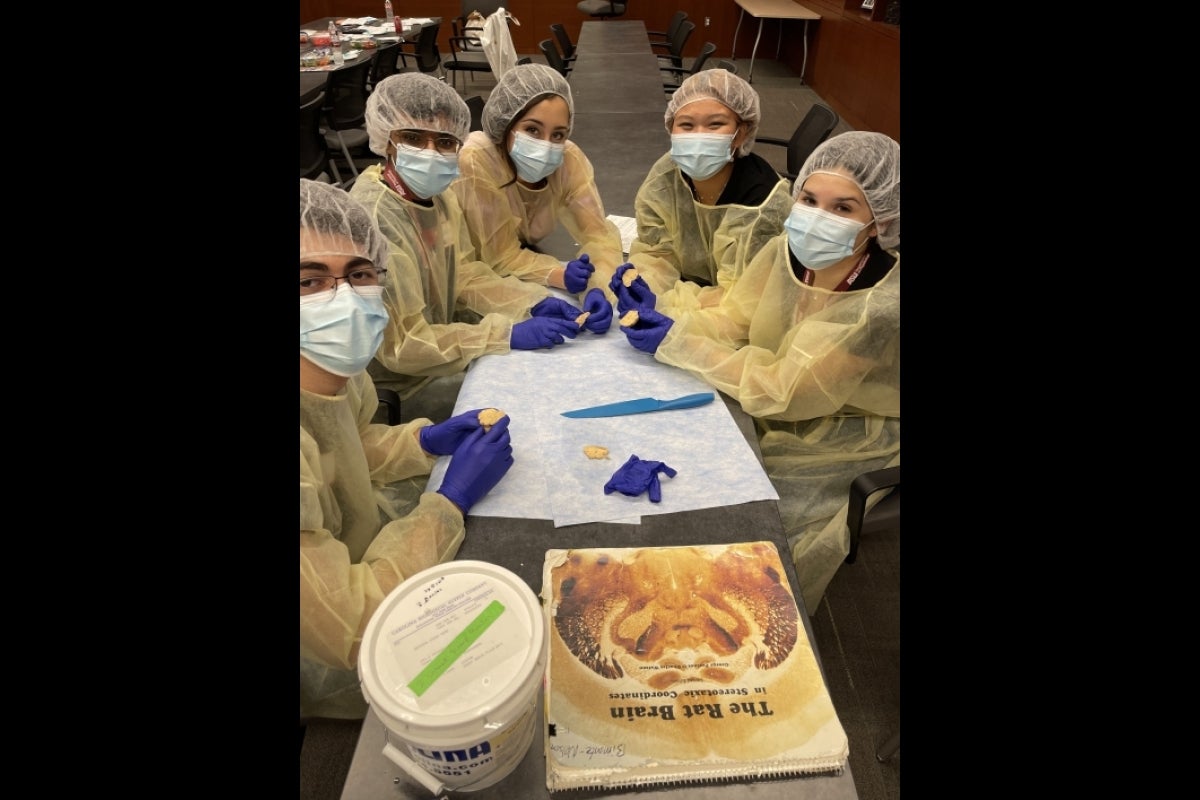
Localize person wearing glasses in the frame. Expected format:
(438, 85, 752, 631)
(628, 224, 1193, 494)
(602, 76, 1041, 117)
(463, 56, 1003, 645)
(300, 178, 516, 720)
(625, 69, 794, 314)
(350, 73, 613, 402)
(609, 132, 900, 614)
(451, 63, 623, 300)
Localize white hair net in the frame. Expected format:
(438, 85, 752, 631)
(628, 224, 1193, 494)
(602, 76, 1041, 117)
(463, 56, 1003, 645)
(300, 178, 390, 271)
(364, 73, 471, 157)
(664, 69, 761, 156)
(794, 131, 900, 251)
(481, 62, 574, 142)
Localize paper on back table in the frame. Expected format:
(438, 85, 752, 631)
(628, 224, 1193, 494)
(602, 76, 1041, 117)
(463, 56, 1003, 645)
(424, 328, 778, 527)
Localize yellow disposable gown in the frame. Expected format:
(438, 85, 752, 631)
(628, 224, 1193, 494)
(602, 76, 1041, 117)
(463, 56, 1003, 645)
(299, 371, 466, 719)
(350, 164, 549, 398)
(654, 235, 900, 613)
(627, 152, 793, 313)
(452, 131, 623, 298)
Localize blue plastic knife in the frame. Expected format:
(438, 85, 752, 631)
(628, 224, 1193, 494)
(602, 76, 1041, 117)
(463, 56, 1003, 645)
(560, 392, 715, 418)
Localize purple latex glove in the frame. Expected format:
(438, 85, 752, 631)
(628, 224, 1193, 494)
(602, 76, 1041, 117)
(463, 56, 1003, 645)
(564, 253, 594, 294)
(437, 416, 514, 515)
(511, 316, 580, 350)
(581, 288, 613, 334)
(603, 454, 678, 503)
(530, 296, 583, 321)
(609, 263, 657, 315)
(620, 307, 674, 355)
(419, 408, 487, 456)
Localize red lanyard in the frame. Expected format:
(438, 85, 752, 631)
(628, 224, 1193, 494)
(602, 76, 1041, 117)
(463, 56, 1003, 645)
(381, 160, 414, 201)
(802, 250, 870, 291)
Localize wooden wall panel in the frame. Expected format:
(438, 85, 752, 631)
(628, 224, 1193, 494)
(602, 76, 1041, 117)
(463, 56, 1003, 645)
(773, 0, 899, 142)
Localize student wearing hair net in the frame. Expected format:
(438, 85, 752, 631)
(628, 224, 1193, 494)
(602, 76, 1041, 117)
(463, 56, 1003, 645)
(624, 69, 794, 314)
(610, 131, 900, 614)
(300, 178, 516, 719)
(451, 63, 623, 301)
(349, 73, 612, 401)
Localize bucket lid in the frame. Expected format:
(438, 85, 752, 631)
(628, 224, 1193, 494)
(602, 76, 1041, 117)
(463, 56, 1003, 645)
(359, 561, 545, 734)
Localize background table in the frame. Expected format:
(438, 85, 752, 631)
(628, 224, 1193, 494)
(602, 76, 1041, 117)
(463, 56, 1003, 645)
(730, 0, 821, 84)
(299, 16, 440, 101)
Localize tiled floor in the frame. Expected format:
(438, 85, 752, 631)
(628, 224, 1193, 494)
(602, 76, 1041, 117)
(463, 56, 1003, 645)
(810, 514, 901, 800)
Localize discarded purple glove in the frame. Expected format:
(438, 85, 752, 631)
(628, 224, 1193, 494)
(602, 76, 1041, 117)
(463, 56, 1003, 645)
(603, 454, 678, 503)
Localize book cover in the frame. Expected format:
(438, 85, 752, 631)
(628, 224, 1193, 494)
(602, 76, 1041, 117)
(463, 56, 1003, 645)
(540, 542, 848, 792)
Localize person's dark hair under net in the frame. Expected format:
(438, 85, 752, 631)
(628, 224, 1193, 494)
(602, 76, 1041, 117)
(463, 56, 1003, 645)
(793, 131, 900, 251)
(364, 73, 472, 157)
(663, 69, 762, 156)
(300, 179, 390, 270)
(481, 62, 575, 143)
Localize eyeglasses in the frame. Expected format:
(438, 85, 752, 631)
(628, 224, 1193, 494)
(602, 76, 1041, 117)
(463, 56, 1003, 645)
(299, 267, 388, 297)
(393, 129, 462, 155)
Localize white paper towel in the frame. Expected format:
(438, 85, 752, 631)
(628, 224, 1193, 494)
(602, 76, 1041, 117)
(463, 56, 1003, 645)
(425, 325, 778, 527)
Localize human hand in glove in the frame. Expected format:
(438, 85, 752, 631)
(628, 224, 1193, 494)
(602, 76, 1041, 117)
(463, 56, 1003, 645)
(563, 253, 594, 294)
(603, 454, 678, 503)
(580, 288, 613, 334)
(437, 416, 514, 515)
(419, 409, 487, 456)
(609, 263, 657, 315)
(511, 316, 580, 350)
(530, 296, 583, 321)
(620, 307, 674, 355)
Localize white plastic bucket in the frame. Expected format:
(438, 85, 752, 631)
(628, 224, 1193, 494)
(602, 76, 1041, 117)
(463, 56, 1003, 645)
(358, 561, 545, 795)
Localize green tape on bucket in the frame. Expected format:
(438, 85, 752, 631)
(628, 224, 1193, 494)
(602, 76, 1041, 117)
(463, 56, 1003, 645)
(408, 599, 506, 697)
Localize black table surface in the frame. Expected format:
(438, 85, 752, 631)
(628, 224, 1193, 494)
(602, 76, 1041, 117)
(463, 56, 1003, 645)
(299, 16, 439, 101)
(339, 395, 859, 799)
(575, 19, 661, 54)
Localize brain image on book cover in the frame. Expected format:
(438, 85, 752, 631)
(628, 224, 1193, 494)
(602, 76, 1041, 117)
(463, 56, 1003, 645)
(542, 542, 849, 791)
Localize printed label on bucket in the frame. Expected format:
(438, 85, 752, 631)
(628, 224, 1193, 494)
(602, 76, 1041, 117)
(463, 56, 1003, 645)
(400, 702, 537, 788)
(384, 573, 528, 710)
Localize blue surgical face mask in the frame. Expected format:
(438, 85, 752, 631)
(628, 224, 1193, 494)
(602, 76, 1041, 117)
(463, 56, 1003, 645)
(392, 145, 460, 199)
(299, 283, 389, 377)
(509, 130, 565, 183)
(784, 204, 870, 270)
(669, 132, 735, 180)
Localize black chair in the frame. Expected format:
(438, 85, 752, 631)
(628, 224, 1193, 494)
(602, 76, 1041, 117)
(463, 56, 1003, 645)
(466, 95, 485, 132)
(300, 90, 331, 182)
(540, 38, 571, 77)
(648, 11, 687, 47)
(549, 23, 578, 68)
(321, 55, 376, 188)
(844, 465, 900, 566)
(374, 388, 402, 425)
(368, 44, 403, 92)
(714, 59, 738, 74)
(655, 18, 694, 75)
(444, 9, 520, 92)
(443, 31, 491, 91)
(842, 463, 899, 763)
(755, 102, 840, 186)
(450, 0, 504, 55)
(394, 21, 443, 78)
(662, 41, 717, 93)
(577, 1, 627, 20)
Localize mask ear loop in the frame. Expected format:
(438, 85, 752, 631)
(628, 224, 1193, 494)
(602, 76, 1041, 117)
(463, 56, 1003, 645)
(731, 121, 746, 156)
